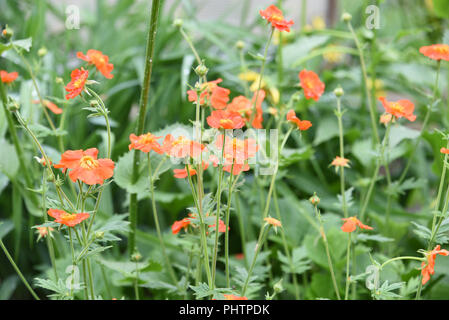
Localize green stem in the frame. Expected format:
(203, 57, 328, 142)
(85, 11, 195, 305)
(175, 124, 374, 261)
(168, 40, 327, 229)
(335, 94, 348, 218)
(344, 232, 352, 300)
(129, 0, 162, 255)
(0, 239, 40, 300)
(313, 203, 341, 300)
(241, 224, 270, 296)
(347, 21, 380, 145)
(147, 153, 178, 285)
(224, 167, 235, 288)
(41, 172, 58, 281)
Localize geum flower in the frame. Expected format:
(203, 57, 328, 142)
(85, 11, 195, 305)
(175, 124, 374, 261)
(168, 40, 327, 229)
(227, 90, 266, 128)
(223, 294, 248, 300)
(264, 217, 282, 227)
(162, 134, 204, 158)
(209, 219, 229, 233)
(77, 49, 114, 79)
(173, 162, 209, 179)
(55, 148, 114, 185)
(65, 67, 89, 100)
(441, 147, 449, 154)
(331, 156, 350, 168)
(378, 96, 416, 122)
(48, 209, 89, 227)
(32, 99, 63, 114)
(286, 110, 312, 131)
(0, 70, 18, 83)
(421, 245, 449, 285)
(207, 110, 245, 130)
(129, 132, 163, 154)
(187, 78, 230, 109)
(419, 44, 449, 61)
(299, 69, 325, 101)
(171, 218, 191, 234)
(341, 216, 373, 233)
(259, 4, 294, 32)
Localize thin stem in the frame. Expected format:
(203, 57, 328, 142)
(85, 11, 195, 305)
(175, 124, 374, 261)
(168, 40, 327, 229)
(134, 260, 140, 300)
(347, 21, 380, 145)
(224, 167, 235, 288)
(147, 153, 178, 285)
(129, 0, 162, 255)
(380, 256, 424, 269)
(241, 224, 270, 296)
(0, 239, 40, 300)
(313, 204, 341, 300)
(344, 232, 351, 300)
(335, 95, 348, 218)
(41, 172, 58, 281)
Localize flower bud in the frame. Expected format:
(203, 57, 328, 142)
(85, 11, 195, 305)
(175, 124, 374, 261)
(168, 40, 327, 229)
(2, 26, 13, 40)
(95, 231, 105, 240)
(7, 100, 19, 112)
(173, 19, 183, 28)
(235, 40, 245, 50)
(194, 64, 208, 77)
(342, 12, 352, 23)
(90, 100, 100, 107)
(55, 77, 64, 84)
(334, 86, 344, 97)
(309, 193, 320, 206)
(273, 279, 284, 293)
(131, 251, 142, 262)
(38, 47, 48, 57)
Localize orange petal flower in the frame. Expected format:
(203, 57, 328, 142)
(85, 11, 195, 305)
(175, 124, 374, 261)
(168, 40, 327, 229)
(77, 49, 114, 78)
(223, 294, 248, 300)
(171, 218, 191, 234)
(32, 99, 63, 114)
(379, 113, 392, 125)
(264, 217, 282, 227)
(259, 5, 294, 32)
(341, 216, 373, 233)
(441, 148, 449, 154)
(419, 44, 449, 61)
(187, 79, 226, 108)
(227, 95, 252, 115)
(48, 209, 89, 227)
(421, 245, 449, 285)
(378, 96, 416, 122)
(162, 134, 204, 158)
(173, 164, 202, 179)
(286, 110, 312, 131)
(207, 110, 245, 129)
(128, 133, 163, 154)
(331, 156, 350, 168)
(65, 67, 89, 100)
(216, 135, 259, 164)
(209, 219, 228, 233)
(36, 226, 54, 239)
(0, 70, 18, 83)
(299, 69, 325, 101)
(54, 148, 114, 185)
(250, 90, 265, 129)
(210, 86, 230, 110)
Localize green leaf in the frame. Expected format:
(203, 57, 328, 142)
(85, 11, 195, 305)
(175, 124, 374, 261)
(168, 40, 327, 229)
(0, 139, 19, 179)
(352, 138, 375, 167)
(12, 38, 33, 52)
(356, 233, 394, 243)
(433, 0, 449, 19)
(313, 116, 339, 146)
(388, 125, 420, 149)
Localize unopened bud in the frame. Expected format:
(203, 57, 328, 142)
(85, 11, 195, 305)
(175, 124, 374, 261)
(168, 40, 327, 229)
(55, 77, 64, 84)
(95, 231, 105, 240)
(38, 47, 48, 57)
(309, 193, 320, 206)
(334, 86, 344, 97)
(2, 26, 13, 40)
(7, 100, 19, 112)
(90, 100, 100, 107)
(194, 64, 208, 77)
(235, 40, 245, 50)
(131, 251, 142, 262)
(173, 19, 183, 28)
(342, 12, 352, 23)
(273, 279, 284, 293)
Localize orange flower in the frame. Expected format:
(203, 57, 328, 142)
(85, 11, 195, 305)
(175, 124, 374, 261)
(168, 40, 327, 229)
(264, 217, 282, 227)
(227, 90, 266, 128)
(223, 294, 248, 300)
(331, 156, 350, 168)
(47, 209, 90, 227)
(36, 226, 54, 240)
(0, 70, 18, 83)
(173, 163, 208, 179)
(207, 110, 245, 129)
(419, 44, 449, 61)
(227, 95, 252, 115)
(54, 148, 114, 185)
(286, 110, 312, 131)
(259, 5, 294, 32)
(299, 69, 325, 101)
(128, 133, 163, 154)
(216, 135, 259, 165)
(162, 134, 204, 158)
(77, 49, 114, 79)
(341, 216, 373, 233)
(378, 96, 416, 122)
(65, 67, 89, 100)
(441, 147, 449, 154)
(421, 245, 449, 285)
(250, 90, 265, 129)
(209, 219, 228, 233)
(171, 218, 191, 234)
(32, 99, 63, 114)
(379, 113, 392, 125)
(187, 79, 229, 109)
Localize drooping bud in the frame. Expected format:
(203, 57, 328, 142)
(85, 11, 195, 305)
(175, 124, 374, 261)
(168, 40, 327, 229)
(38, 47, 48, 57)
(173, 19, 183, 28)
(309, 192, 320, 206)
(235, 40, 245, 50)
(342, 12, 352, 23)
(194, 63, 208, 77)
(2, 26, 13, 40)
(334, 86, 344, 97)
